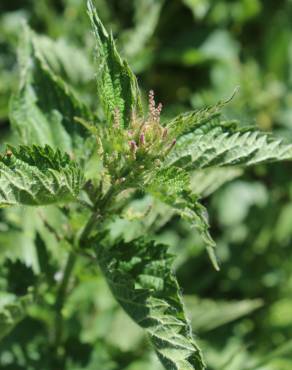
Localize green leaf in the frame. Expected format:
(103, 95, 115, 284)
(0, 293, 33, 341)
(165, 115, 292, 170)
(145, 167, 219, 270)
(182, 0, 211, 20)
(245, 340, 292, 370)
(10, 25, 91, 156)
(190, 167, 243, 198)
(32, 34, 94, 88)
(87, 0, 143, 127)
(121, 0, 164, 59)
(184, 296, 263, 333)
(97, 239, 206, 370)
(146, 167, 191, 204)
(0, 145, 83, 207)
(167, 103, 223, 139)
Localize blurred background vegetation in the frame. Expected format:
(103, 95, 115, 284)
(1, 0, 292, 369)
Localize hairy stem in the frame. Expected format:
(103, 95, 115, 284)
(52, 180, 125, 363)
(78, 211, 101, 248)
(54, 252, 76, 351)
(52, 207, 101, 362)
(79, 183, 121, 249)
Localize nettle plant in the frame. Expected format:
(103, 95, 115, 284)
(2, 1, 292, 369)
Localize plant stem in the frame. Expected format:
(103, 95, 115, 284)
(79, 183, 119, 249)
(54, 251, 76, 351)
(78, 211, 101, 248)
(53, 183, 121, 356)
(52, 210, 100, 363)
(53, 185, 110, 347)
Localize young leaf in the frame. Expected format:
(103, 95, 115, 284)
(97, 238, 206, 370)
(0, 294, 33, 341)
(166, 90, 239, 139)
(165, 116, 292, 170)
(10, 25, 91, 155)
(87, 0, 143, 127)
(0, 145, 83, 207)
(167, 104, 222, 139)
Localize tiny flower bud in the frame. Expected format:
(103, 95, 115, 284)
(154, 103, 162, 123)
(148, 90, 156, 120)
(139, 133, 145, 146)
(162, 128, 168, 139)
(164, 138, 177, 155)
(156, 103, 163, 121)
(129, 140, 138, 156)
(170, 139, 176, 149)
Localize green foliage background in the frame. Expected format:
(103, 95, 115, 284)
(1, 0, 292, 369)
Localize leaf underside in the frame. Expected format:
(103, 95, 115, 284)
(97, 239, 206, 370)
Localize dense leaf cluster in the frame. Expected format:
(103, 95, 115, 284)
(1, 1, 292, 370)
